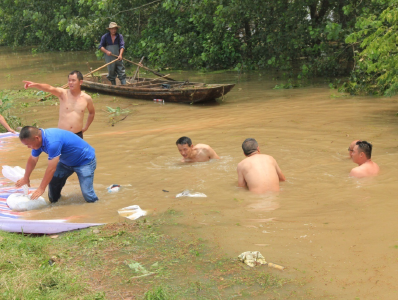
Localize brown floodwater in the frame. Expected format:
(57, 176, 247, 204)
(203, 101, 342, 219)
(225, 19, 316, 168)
(2, 47, 398, 298)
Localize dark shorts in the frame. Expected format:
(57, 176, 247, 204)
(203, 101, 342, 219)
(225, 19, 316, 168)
(75, 131, 83, 139)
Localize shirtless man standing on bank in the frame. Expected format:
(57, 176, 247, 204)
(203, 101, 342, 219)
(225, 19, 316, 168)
(237, 138, 285, 193)
(23, 70, 95, 138)
(350, 141, 379, 178)
(176, 136, 220, 162)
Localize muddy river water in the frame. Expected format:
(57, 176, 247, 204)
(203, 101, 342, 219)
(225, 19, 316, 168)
(2, 48, 398, 298)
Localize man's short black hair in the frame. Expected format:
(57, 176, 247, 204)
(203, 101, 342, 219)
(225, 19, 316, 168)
(242, 138, 258, 156)
(356, 140, 372, 159)
(69, 70, 83, 81)
(176, 136, 192, 146)
(19, 126, 40, 140)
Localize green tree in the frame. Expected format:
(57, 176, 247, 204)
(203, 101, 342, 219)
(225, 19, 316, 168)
(343, 0, 398, 96)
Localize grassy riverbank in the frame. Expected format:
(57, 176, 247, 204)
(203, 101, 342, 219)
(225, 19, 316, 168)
(0, 210, 309, 299)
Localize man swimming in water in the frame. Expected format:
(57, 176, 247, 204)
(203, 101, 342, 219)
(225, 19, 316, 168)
(176, 136, 220, 162)
(23, 70, 95, 139)
(237, 138, 285, 193)
(348, 140, 360, 158)
(350, 141, 379, 178)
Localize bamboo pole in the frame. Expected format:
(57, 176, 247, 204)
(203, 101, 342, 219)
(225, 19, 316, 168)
(128, 74, 171, 86)
(111, 54, 176, 81)
(131, 56, 145, 83)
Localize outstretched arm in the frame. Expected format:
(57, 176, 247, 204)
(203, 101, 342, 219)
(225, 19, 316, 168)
(30, 156, 59, 200)
(23, 81, 65, 98)
(0, 114, 15, 133)
(82, 96, 95, 133)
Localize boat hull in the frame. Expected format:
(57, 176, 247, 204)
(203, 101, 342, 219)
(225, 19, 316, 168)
(82, 78, 235, 103)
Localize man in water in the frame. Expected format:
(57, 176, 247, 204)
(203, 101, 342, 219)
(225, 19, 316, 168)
(237, 138, 285, 193)
(176, 136, 220, 162)
(15, 126, 98, 202)
(350, 140, 379, 178)
(348, 140, 360, 158)
(23, 70, 95, 139)
(99, 22, 127, 85)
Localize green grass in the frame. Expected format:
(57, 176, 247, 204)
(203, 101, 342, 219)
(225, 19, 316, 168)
(0, 211, 306, 299)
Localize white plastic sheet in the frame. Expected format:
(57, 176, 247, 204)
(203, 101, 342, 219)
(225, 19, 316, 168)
(118, 205, 147, 220)
(176, 190, 207, 198)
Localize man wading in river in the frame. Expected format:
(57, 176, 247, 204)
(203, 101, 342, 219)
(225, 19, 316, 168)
(350, 141, 379, 178)
(23, 71, 95, 139)
(176, 136, 220, 162)
(99, 22, 127, 85)
(16, 126, 98, 203)
(237, 138, 285, 194)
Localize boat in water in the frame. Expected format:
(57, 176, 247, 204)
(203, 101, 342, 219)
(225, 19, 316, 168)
(82, 74, 235, 104)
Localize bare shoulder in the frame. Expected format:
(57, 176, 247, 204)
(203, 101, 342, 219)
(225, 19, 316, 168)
(258, 154, 276, 163)
(194, 143, 211, 150)
(58, 88, 68, 100)
(237, 157, 248, 169)
(81, 91, 93, 101)
(237, 160, 244, 171)
(349, 166, 362, 178)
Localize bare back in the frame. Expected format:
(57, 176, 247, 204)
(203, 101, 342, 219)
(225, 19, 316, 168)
(237, 154, 285, 194)
(58, 90, 91, 133)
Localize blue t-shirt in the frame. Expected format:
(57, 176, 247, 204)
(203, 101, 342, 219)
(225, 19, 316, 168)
(32, 128, 95, 167)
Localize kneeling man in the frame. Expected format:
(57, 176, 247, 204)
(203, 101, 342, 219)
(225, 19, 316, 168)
(16, 126, 98, 202)
(237, 138, 285, 193)
(176, 136, 220, 162)
(350, 141, 379, 178)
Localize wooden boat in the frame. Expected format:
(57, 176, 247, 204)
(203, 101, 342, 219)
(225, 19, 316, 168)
(82, 74, 235, 104)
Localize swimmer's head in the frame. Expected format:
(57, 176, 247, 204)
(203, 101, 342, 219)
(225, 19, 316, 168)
(352, 140, 372, 163)
(19, 126, 42, 150)
(348, 140, 360, 158)
(176, 136, 193, 158)
(242, 138, 259, 156)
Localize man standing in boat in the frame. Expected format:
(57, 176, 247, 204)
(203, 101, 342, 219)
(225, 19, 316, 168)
(99, 22, 127, 85)
(23, 71, 95, 139)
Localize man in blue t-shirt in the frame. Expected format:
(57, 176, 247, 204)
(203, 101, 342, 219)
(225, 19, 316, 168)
(16, 126, 98, 203)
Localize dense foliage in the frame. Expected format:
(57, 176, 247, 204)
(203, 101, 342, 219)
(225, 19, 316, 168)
(343, 0, 398, 96)
(0, 0, 396, 95)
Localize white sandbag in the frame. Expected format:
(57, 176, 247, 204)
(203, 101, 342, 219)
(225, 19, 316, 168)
(2, 165, 29, 195)
(118, 205, 146, 220)
(176, 190, 207, 198)
(7, 193, 48, 212)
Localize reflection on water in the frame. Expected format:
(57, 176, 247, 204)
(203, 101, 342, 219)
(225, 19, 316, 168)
(2, 47, 398, 298)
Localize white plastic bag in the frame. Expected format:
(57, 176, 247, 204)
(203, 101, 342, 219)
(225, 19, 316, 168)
(176, 190, 207, 198)
(2, 165, 29, 195)
(118, 205, 147, 220)
(7, 193, 48, 212)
